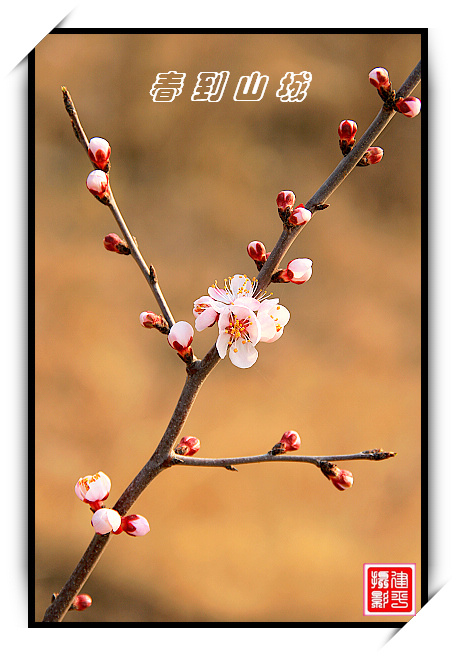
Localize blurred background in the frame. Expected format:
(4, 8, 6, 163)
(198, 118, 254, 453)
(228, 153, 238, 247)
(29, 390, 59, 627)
(35, 32, 422, 623)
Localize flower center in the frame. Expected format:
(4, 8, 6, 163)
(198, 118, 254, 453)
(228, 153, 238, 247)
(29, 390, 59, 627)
(225, 315, 251, 344)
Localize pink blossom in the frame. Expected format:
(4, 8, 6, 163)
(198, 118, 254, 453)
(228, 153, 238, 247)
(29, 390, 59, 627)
(216, 305, 262, 368)
(75, 471, 111, 511)
(91, 508, 121, 534)
(395, 96, 421, 118)
(256, 299, 290, 343)
(193, 275, 262, 332)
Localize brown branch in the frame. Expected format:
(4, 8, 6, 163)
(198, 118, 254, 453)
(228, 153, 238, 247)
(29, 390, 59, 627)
(171, 449, 397, 469)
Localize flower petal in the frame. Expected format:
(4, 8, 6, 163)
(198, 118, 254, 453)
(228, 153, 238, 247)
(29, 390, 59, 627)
(229, 340, 259, 368)
(216, 332, 230, 358)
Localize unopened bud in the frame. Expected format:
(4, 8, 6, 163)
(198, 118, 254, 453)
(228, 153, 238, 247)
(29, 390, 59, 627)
(338, 120, 358, 144)
(320, 462, 354, 491)
(116, 514, 150, 537)
(75, 471, 111, 511)
(277, 258, 313, 284)
(289, 204, 312, 227)
(88, 137, 111, 172)
(270, 430, 301, 455)
(276, 190, 296, 222)
(167, 321, 194, 361)
(103, 233, 130, 255)
(276, 190, 296, 211)
(175, 435, 201, 456)
(71, 594, 93, 611)
(247, 241, 267, 263)
(86, 170, 110, 201)
(91, 508, 121, 534)
(395, 96, 421, 118)
(365, 147, 383, 165)
(139, 311, 169, 334)
(368, 67, 391, 91)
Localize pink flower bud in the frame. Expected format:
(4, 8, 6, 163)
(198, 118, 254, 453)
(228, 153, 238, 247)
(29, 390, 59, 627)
(338, 120, 358, 144)
(88, 137, 111, 172)
(75, 471, 111, 511)
(289, 204, 312, 227)
(119, 514, 150, 537)
(103, 233, 130, 255)
(86, 170, 109, 200)
(247, 241, 267, 263)
(175, 435, 201, 456)
(139, 311, 169, 333)
(285, 258, 313, 284)
(276, 190, 296, 211)
(280, 430, 301, 452)
(167, 321, 194, 354)
(395, 96, 421, 118)
(329, 468, 354, 491)
(368, 67, 391, 91)
(91, 508, 121, 534)
(365, 147, 383, 165)
(320, 462, 354, 491)
(71, 594, 92, 611)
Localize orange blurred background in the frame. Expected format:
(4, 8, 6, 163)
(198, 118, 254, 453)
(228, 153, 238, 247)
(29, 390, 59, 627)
(34, 32, 422, 623)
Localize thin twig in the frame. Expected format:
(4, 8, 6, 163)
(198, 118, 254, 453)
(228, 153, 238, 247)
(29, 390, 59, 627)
(171, 449, 397, 469)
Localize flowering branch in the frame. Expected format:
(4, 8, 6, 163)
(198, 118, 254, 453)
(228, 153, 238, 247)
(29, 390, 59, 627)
(43, 63, 420, 622)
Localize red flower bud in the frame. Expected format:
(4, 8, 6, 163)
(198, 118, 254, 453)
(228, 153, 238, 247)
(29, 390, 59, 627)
(365, 147, 383, 165)
(280, 430, 301, 451)
(247, 241, 267, 263)
(338, 120, 358, 144)
(71, 594, 93, 611)
(175, 436, 200, 456)
(103, 233, 130, 255)
(395, 96, 421, 118)
(88, 137, 111, 172)
(276, 190, 296, 211)
(368, 67, 391, 91)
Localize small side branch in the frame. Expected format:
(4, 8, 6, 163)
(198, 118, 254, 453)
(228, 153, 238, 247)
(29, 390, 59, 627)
(171, 449, 397, 469)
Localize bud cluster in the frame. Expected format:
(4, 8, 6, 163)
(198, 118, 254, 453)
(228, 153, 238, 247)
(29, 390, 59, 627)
(86, 137, 112, 203)
(368, 67, 421, 118)
(75, 471, 150, 537)
(276, 191, 312, 229)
